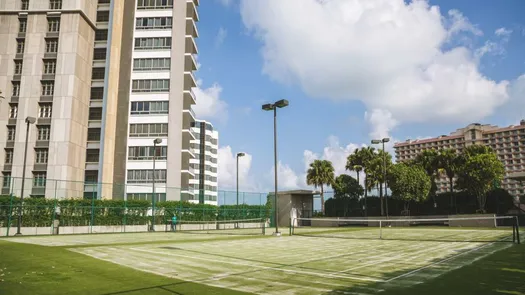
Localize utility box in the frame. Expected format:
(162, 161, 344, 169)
(269, 190, 315, 229)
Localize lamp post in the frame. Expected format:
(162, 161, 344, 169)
(262, 99, 289, 236)
(371, 138, 390, 218)
(236, 152, 245, 207)
(16, 116, 36, 236)
(151, 138, 162, 232)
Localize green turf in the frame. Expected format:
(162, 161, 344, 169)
(0, 239, 249, 295)
(0, 233, 523, 295)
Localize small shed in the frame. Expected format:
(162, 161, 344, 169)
(270, 190, 316, 228)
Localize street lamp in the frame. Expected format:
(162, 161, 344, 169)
(262, 99, 289, 236)
(150, 138, 162, 232)
(16, 116, 36, 236)
(236, 152, 245, 207)
(371, 138, 390, 218)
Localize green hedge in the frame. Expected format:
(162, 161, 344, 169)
(0, 196, 270, 227)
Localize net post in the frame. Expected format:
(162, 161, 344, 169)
(379, 220, 382, 239)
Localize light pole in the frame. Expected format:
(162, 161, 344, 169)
(16, 116, 36, 236)
(262, 99, 289, 236)
(236, 152, 245, 207)
(151, 138, 162, 232)
(371, 138, 390, 218)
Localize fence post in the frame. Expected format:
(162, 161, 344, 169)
(50, 180, 58, 235)
(90, 190, 95, 234)
(6, 190, 15, 237)
(123, 198, 127, 233)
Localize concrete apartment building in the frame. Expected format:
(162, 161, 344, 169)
(189, 120, 218, 204)
(0, 0, 200, 201)
(394, 120, 525, 197)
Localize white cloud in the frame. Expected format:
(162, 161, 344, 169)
(217, 146, 256, 191)
(217, 0, 233, 7)
(495, 27, 512, 37)
(365, 109, 399, 155)
(240, 0, 521, 126)
(215, 27, 228, 48)
(193, 81, 228, 124)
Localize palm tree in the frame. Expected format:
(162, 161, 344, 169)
(438, 149, 460, 194)
(367, 149, 393, 216)
(346, 147, 375, 214)
(414, 149, 440, 197)
(306, 160, 335, 215)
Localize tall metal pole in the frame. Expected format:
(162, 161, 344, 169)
(383, 141, 388, 218)
(274, 107, 279, 234)
(236, 155, 239, 207)
(16, 120, 31, 236)
(151, 141, 157, 231)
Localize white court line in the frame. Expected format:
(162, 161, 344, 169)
(385, 238, 510, 283)
(129, 247, 385, 282)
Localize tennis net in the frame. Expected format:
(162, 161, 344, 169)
(291, 216, 520, 243)
(175, 218, 267, 235)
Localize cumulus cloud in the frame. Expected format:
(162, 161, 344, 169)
(215, 27, 228, 48)
(495, 27, 512, 37)
(193, 81, 228, 124)
(240, 0, 522, 126)
(217, 146, 255, 191)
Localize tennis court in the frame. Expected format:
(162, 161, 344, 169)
(4, 216, 520, 294)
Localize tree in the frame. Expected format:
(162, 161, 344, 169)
(346, 147, 375, 213)
(306, 160, 335, 215)
(333, 174, 364, 199)
(438, 149, 461, 212)
(367, 149, 393, 216)
(455, 153, 505, 213)
(388, 163, 431, 214)
(413, 149, 440, 201)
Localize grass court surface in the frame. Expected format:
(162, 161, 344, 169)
(1, 225, 524, 295)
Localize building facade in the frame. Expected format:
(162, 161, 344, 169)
(394, 120, 525, 197)
(189, 120, 218, 205)
(0, 0, 200, 201)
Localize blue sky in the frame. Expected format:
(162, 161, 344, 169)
(192, 0, 525, 193)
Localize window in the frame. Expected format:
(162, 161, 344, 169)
(21, 0, 29, 10)
(37, 126, 51, 141)
(135, 17, 172, 30)
(7, 127, 16, 141)
(4, 149, 14, 164)
(12, 82, 20, 97)
(33, 172, 47, 188)
(90, 87, 104, 100)
(2, 172, 11, 189)
(133, 58, 170, 71)
(35, 149, 48, 164)
(89, 108, 103, 121)
(129, 123, 168, 137)
(14, 60, 23, 75)
(19, 19, 27, 33)
(84, 171, 98, 183)
(43, 60, 56, 75)
(137, 0, 173, 10)
(47, 18, 60, 32)
(131, 79, 170, 92)
(45, 39, 58, 53)
(93, 48, 107, 60)
(127, 193, 166, 202)
(127, 169, 167, 183)
(49, 0, 62, 9)
(41, 81, 54, 96)
(128, 146, 167, 160)
(130, 101, 169, 115)
(95, 30, 108, 41)
(16, 39, 25, 54)
(87, 128, 101, 141)
(9, 104, 18, 119)
(39, 103, 53, 118)
(96, 11, 110, 22)
(91, 68, 105, 80)
(134, 37, 171, 50)
(98, 0, 110, 3)
(86, 149, 100, 163)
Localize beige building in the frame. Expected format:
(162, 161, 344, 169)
(394, 120, 525, 197)
(0, 0, 199, 200)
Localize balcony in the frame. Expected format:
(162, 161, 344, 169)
(183, 90, 196, 107)
(186, 0, 199, 22)
(186, 19, 198, 38)
(184, 71, 196, 90)
(184, 53, 197, 72)
(185, 36, 198, 54)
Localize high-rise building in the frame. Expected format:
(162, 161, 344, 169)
(394, 120, 525, 197)
(189, 120, 218, 205)
(0, 0, 200, 201)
